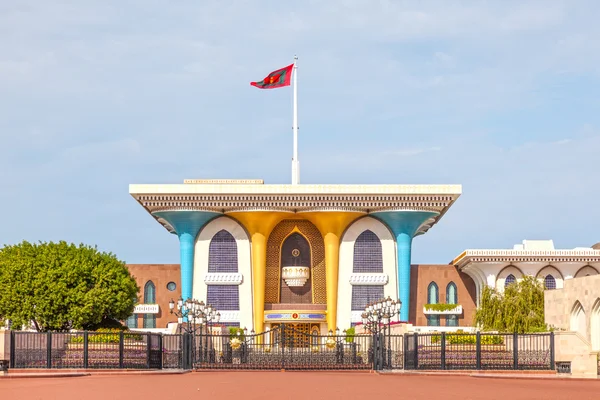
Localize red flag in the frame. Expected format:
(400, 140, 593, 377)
(250, 64, 294, 89)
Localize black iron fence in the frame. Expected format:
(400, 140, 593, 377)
(402, 332, 554, 371)
(6, 330, 554, 371)
(10, 331, 162, 369)
(191, 324, 375, 370)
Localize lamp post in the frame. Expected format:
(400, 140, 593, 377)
(169, 297, 221, 366)
(361, 296, 401, 370)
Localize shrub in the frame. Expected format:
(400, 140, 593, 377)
(229, 327, 245, 340)
(344, 327, 355, 343)
(70, 328, 143, 344)
(474, 276, 547, 333)
(424, 304, 459, 312)
(430, 333, 504, 345)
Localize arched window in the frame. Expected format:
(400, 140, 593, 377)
(207, 230, 240, 312)
(351, 230, 384, 312)
(208, 230, 238, 273)
(428, 282, 439, 304)
(427, 282, 440, 327)
(280, 232, 312, 304)
(353, 230, 383, 273)
(143, 281, 156, 329)
(446, 282, 457, 304)
(505, 274, 516, 288)
(544, 275, 556, 290)
(446, 282, 458, 327)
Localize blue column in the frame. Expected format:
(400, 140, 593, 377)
(371, 211, 438, 322)
(153, 211, 220, 301)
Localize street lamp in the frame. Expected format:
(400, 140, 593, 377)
(361, 296, 401, 335)
(361, 296, 401, 370)
(169, 298, 221, 334)
(169, 297, 221, 364)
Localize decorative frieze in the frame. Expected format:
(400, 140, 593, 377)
(264, 312, 327, 322)
(135, 193, 455, 214)
(130, 184, 461, 235)
(218, 311, 240, 322)
(204, 273, 243, 285)
(350, 311, 364, 322)
(349, 273, 389, 285)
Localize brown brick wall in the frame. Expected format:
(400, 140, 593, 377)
(124, 263, 478, 329)
(126, 264, 181, 329)
(409, 264, 477, 327)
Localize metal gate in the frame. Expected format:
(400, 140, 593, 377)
(192, 323, 373, 370)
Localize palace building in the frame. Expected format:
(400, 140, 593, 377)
(127, 180, 465, 333)
(126, 180, 600, 334)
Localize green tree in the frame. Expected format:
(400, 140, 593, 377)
(474, 275, 548, 333)
(0, 241, 138, 332)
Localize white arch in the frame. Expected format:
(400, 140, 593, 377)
(536, 265, 564, 289)
(591, 299, 600, 351)
(193, 216, 252, 329)
(570, 301, 587, 338)
(337, 217, 397, 328)
(464, 266, 486, 307)
(495, 266, 523, 291)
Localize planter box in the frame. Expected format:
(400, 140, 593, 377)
(423, 305, 463, 315)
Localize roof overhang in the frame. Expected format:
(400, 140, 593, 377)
(129, 183, 462, 235)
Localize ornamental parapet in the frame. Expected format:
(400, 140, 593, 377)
(204, 273, 243, 285)
(349, 273, 389, 285)
(218, 311, 240, 322)
(454, 249, 600, 268)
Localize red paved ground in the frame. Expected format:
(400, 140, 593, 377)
(2, 372, 599, 400)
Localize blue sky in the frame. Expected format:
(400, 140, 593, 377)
(1, 1, 599, 264)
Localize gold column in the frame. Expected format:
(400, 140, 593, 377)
(228, 212, 289, 334)
(302, 212, 362, 330)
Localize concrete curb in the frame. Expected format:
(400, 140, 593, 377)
(377, 370, 598, 381)
(1, 369, 190, 378)
(0, 372, 89, 379)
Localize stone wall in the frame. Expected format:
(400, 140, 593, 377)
(545, 274, 600, 347)
(553, 331, 599, 378)
(0, 330, 9, 362)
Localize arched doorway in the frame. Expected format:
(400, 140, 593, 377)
(280, 232, 313, 304)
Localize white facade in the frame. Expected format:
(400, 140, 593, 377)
(337, 217, 398, 327)
(454, 240, 600, 305)
(193, 216, 253, 329)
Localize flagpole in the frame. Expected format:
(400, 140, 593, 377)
(292, 55, 299, 185)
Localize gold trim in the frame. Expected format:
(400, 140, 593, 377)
(264, 310, 328, 314)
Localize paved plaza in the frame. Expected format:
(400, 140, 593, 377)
(2, 372, 600, 400)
